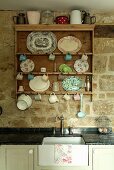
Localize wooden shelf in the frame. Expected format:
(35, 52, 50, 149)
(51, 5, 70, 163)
(16, 91, 93, 95)
(16, 52, 93, 56)
(15, 24, 95, 31)
(16, 71, 93, 75)
(15, 24, 94, 101)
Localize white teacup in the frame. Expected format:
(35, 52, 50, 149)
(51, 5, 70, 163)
(42, 74, 49, 82)
(16, 72, 23, 80)
(49, 53, 55, 61)
(63, 93, 71, 101)
(48, 92, 59, 104)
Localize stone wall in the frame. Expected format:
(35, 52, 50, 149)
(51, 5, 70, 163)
(0, 10, 114, 130)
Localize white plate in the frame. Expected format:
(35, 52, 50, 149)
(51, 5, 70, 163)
(27, 32, 57, 54)
(29, 76, 50, 92)
(74, 59, 89, 73)
(58, 36, 82, 54)
(20, 59, 35, 73)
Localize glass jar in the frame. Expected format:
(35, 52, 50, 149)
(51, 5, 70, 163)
(41, 10, 54, 24)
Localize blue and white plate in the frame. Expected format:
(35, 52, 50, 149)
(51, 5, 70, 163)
(62, 76, 84, 91)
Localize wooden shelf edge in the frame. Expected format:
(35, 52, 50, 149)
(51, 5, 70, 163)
(15, 24, 95, 31)
(16, 91, 93, 95)
(16, 71, 93, 75)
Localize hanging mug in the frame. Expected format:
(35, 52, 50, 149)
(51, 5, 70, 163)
(34, 93, 42, 101)
(64, 52, 72, 61)
(16, 72, 23, 80)
(19, 54, 27, 61)
(63, 93, 71, 101)
(42, 74, 49, 82)
(48, 92, 59, 104)
(28, 73, 34, 80)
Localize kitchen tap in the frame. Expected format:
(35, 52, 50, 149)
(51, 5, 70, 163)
(57, 115, 64, 135)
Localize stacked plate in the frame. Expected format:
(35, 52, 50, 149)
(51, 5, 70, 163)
(29, 76, 50, 92)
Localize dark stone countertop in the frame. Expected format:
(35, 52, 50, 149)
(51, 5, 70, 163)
(0, 127, 114, 145)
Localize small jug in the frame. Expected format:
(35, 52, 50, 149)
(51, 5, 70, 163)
(83, 13, 96, 24)
(52, 82, 59, 92)
(64, 52, 72, 61)
(13, 13, 26, 24)
(16, 72, 23, 80)
(48, 92, 59, 104)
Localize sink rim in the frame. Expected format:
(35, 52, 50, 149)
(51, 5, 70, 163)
(42, 136, 85, 145)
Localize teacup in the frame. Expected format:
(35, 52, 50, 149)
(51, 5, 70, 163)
(34, 93, 42, 101)
(64, 52, 72, 61)
(48, 92, 59, 104)
(28, 73, 34, 80)
(49, 53, 55, 61)
(73, 93, 80, 101)
(42, 74, 49, 82)
(16, 72, 23, 80)
(63, 93, 71, 101)
(19, 54, 27, 61)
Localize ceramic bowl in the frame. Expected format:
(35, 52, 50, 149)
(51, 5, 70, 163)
(55, 16, 69, 24)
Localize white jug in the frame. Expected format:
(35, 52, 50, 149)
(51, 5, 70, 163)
(70, 10, 82, 24)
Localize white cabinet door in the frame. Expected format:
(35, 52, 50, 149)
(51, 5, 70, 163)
(2, 145, 34, 170)
(93, 148, 114, 170)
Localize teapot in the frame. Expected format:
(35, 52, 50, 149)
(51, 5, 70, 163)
(83, 13, 96, 24)
(48, 92, 59, 104)
(13, 13, 26, 24)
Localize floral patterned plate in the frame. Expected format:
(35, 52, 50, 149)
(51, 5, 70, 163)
(20, 59, 35, 73)
(27, 32, 57, 54)
(62, 76, 84, 91)
(74, 54, 89, 73)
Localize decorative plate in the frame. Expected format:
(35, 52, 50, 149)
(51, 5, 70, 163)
(74, 59, 89, 73)
(27, 32, 57, 54)
(58, 36, 82, 54)
(62, 76, 84, 91)
(29, 76, 50, 92)
(20, 59, 35, 73)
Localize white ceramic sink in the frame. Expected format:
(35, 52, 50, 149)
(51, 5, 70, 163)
(42, 136, 85, 145)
